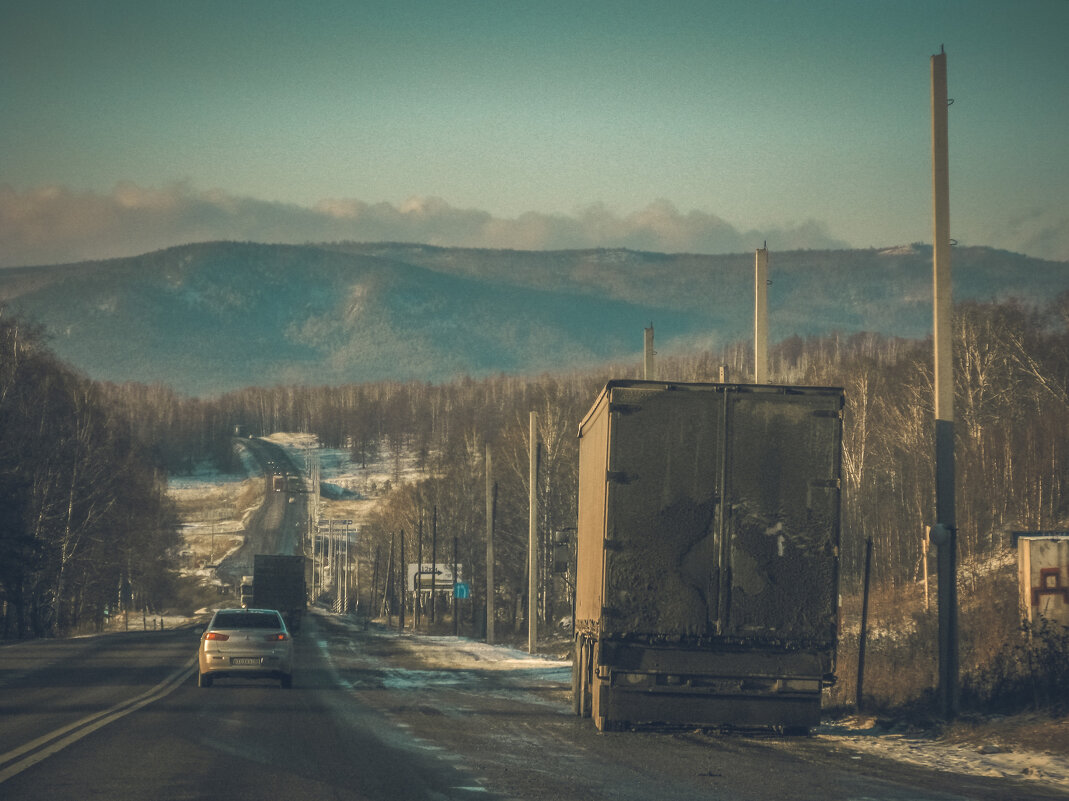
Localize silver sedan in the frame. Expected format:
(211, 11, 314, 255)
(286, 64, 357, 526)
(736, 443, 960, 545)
(198, 608, 294, 688)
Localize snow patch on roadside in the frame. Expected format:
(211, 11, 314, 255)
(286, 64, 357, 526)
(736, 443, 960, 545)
(388, 631, 570, 674)
(818, 717, 1069, 790)
(329, 615, 1069, 792)
(167, 455, 252, 490)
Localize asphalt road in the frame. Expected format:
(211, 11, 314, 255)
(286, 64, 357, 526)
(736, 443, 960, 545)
(217, 437, 308, 586)
(0, 621, 487, 801)
(3, 615, 1066, 801)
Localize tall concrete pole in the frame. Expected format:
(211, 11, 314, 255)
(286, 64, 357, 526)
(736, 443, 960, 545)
(931, 47, 958, 719)
(754, 245, 769, 383)
(643, 324, 655, 380)
(528, 411, 538, 653)
(485, 443, 495, 644)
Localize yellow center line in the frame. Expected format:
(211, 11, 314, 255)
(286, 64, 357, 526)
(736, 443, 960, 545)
(0, 659, 195, 784)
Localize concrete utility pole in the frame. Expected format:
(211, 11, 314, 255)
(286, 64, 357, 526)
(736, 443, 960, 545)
(643, 324, 655, 380)
(342, 522, 349, 614)
(485, 443, 495, 644)
(931, 46, 958, 719)
(754, 244, 769, 383)
(528, 411, 538, 654)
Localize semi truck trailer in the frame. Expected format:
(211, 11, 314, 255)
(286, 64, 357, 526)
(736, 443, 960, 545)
(573, 380, 844, 731)
(252, 554, 308, 632)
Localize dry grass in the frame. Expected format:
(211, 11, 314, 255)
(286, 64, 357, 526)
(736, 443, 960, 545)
(831, 557, 1069, 722)
(170, 478, 262, 569)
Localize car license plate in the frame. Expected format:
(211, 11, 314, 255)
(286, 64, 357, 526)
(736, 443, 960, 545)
(231, 657, 261, 666)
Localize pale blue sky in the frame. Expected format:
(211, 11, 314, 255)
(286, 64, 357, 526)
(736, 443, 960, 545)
(1, 0, 1067, 266)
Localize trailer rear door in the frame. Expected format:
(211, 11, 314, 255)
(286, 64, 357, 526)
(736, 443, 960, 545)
(722, 389, 842, 645)
(601, 384, 726, 637)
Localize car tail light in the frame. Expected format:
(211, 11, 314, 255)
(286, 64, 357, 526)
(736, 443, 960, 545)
(205, 632, 230, 641)
(265, 632, 287, 641)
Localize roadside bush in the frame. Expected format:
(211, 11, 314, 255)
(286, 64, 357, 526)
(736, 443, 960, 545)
(833, 562, 1069, 719)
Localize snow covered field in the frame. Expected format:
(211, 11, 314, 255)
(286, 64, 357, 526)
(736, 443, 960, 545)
(263, 432, 420, 529)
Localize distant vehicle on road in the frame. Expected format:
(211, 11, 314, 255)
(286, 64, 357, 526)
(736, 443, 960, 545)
(198, 608, 294, 689)
(238, 575, 254, 608)
(252, 554, 307, 632)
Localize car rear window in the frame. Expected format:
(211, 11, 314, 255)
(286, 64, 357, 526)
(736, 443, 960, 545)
(211, 611, 283, 630)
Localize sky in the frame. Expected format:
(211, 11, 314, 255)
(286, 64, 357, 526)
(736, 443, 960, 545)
(1, 0, 1067, 268)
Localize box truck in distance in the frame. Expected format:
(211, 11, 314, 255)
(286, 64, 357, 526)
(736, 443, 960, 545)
(573, 380, 844, 732)
(252, 554, 307, 633)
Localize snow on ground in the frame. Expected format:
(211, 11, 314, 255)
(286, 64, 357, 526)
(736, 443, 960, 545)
(315, 614, 1069, 792)
(376, 630, 571, 680)
(167, 449, 259, 581)
(317, 612, 573, 714)
(817, 717, 1069, 789)
(264, 432, 424, 528)
(364, 619, 1069, 791)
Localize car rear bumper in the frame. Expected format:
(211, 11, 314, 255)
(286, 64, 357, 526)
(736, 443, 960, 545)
(199, 653, 293, 678)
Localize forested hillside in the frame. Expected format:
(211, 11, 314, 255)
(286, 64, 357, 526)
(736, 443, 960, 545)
(2, 241, 1065, 395)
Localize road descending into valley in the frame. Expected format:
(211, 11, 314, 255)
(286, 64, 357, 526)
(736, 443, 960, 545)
(216, 436, 308, 589)
(2, 613, 1065, 801)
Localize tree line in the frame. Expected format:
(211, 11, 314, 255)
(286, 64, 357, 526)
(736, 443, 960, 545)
(99, 293, 1068, 637)
(352, 297, 1068, 634)
(0, 312, 180, 638)
(3, 293, 1066, 644)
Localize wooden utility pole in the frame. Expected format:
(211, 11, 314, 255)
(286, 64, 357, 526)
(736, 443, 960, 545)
(416, 516, 423, 629)
(931, 46, 958, 719)
(643, 324, 655, 380)
(453, 535, 459, 637)
(754, 244, 769, 383)
(485, 444, 495, 644)
(856, 538, 874, 710)
(528, 411, 538, 654)
(431, 506, 438, 625)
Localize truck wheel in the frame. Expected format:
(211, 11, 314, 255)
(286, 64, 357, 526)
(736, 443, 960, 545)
(571, 640, 582, 715)
(198, 672, 212, 688)
(578, 639, 593, 719)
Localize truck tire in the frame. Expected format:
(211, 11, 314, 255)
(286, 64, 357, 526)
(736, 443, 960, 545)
(571, 640, 582, 715)
(577, 639, 593, 719)
(198, 672, 212, 688)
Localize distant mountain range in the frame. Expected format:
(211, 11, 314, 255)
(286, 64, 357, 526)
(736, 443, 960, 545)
(0, 241, 1064, 396)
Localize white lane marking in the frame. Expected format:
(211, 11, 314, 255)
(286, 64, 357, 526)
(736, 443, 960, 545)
(0, 659, 194, 784)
